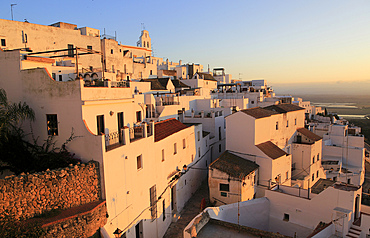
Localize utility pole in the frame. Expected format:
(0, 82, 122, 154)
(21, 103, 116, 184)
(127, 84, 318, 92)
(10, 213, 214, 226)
(11, 4, 17, 21)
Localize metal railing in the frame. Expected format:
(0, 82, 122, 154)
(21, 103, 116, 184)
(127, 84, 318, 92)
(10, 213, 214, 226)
(105, 129, 124, 151)
(111, 81, 130, 88)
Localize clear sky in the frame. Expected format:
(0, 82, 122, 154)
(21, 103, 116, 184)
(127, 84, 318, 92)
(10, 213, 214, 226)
(1, 0, 370, 94)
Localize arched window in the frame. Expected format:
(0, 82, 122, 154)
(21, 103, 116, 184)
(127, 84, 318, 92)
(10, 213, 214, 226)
(143, 41, 146, 47)
(147, 42, 150, 48)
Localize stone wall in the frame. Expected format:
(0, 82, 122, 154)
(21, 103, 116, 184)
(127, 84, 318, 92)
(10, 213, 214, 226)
(42, 200, 107, 238)
(0, 161, 101, 220)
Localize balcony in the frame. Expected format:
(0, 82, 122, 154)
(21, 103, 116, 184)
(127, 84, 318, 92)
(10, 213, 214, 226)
(105, 122, 154, 151)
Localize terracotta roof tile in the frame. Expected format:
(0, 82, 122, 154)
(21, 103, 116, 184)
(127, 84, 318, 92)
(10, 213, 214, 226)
(154, 118, 188, 142)
(197, 72, 217, 81)
(172, 79, 190, 88)
(256, 141, 288, 159)
(297, 128, 322, 142)
(263, 104, 304, 113)
(162, 70, 177, 76)
(140, 78, 166, 90)
(210, 151, 259, 178)
(240, 107, 279, 119)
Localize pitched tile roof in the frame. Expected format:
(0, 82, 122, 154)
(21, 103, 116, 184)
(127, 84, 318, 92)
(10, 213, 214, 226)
(140, 78, 166, 90)
(240, 107, 279, 119)
(256, 141, 288, 159)
(210, 151, 259, 179)
(297, 128, 322, 142)
(263, 104, 304, 113)
(154, 118, 188, 142)
(171, 79, 190, 89)
(162, 70, 177, 76)
(197, 72, 217, 81)
(157, 78, 170, 88)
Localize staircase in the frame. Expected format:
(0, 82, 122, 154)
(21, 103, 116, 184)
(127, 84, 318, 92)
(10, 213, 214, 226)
(346, 224, 361, 238)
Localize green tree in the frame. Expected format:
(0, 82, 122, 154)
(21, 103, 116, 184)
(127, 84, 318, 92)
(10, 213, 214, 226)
(0, 88, 35, 140)
(0, 88, 80, 174)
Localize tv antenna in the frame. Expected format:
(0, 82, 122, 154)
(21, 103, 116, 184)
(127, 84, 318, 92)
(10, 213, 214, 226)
(11, 4, 17, 21)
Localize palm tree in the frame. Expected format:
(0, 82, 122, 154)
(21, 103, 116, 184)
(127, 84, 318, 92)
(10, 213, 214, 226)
(0, 88, 35, 139)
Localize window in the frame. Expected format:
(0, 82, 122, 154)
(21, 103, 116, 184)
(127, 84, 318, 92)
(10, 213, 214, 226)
(286, 171, 289, 181)
(150, 70, 153, 75)
(197, 131, 200, 141)
(312, 156, 315, 164)
(191, 154, 194, 162)
(221, 192, 227, 197)
(162, 199, 166, 221)
(198, 147, 200, 157)
(174, 143, 177, 155)
(67, 44, 74, 57)
(292, 163, 296, 171)
(46, 114, 58, 136)
(317, 153, 320, 161)
(283, 213, 289, 221)
(333, 176, 337, 182)
(276, 122, 279, 130)
(183, 139, 186, 149)
(111, 49, 113, 54)
(97, 115, 105, 135)
(316, 170, 319, 178)
(219, 126, 222, 141)
(58, 75, 62, 81)
(136, 111, 142, 122)
(137, 155, 143, 170)
(312, 173, 314, 181)
(251, 100, 254, 104)
(219, 183, 229, 192)
(1, 39, 6, 46)
(143, 41, 146, 47)
(87, 45, 92, 50)
(52, 73, 56, 80)
(347, 178, 351, 184)
(162, 149, 165, 162)
(219, 144, 222, 152)
(149, 185, 157, 220)
(147, 42, 150, 48)
(286, 120, 289, 127)
(295, 118, 297, 125)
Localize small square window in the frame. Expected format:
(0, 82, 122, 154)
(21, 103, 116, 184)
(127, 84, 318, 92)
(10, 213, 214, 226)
(87, 45, 92, 50)
(219, 183, 229, 192)
(283, 213, 289, 221)
(137, 155, 143, 170)
(220, 192, 227, 197)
